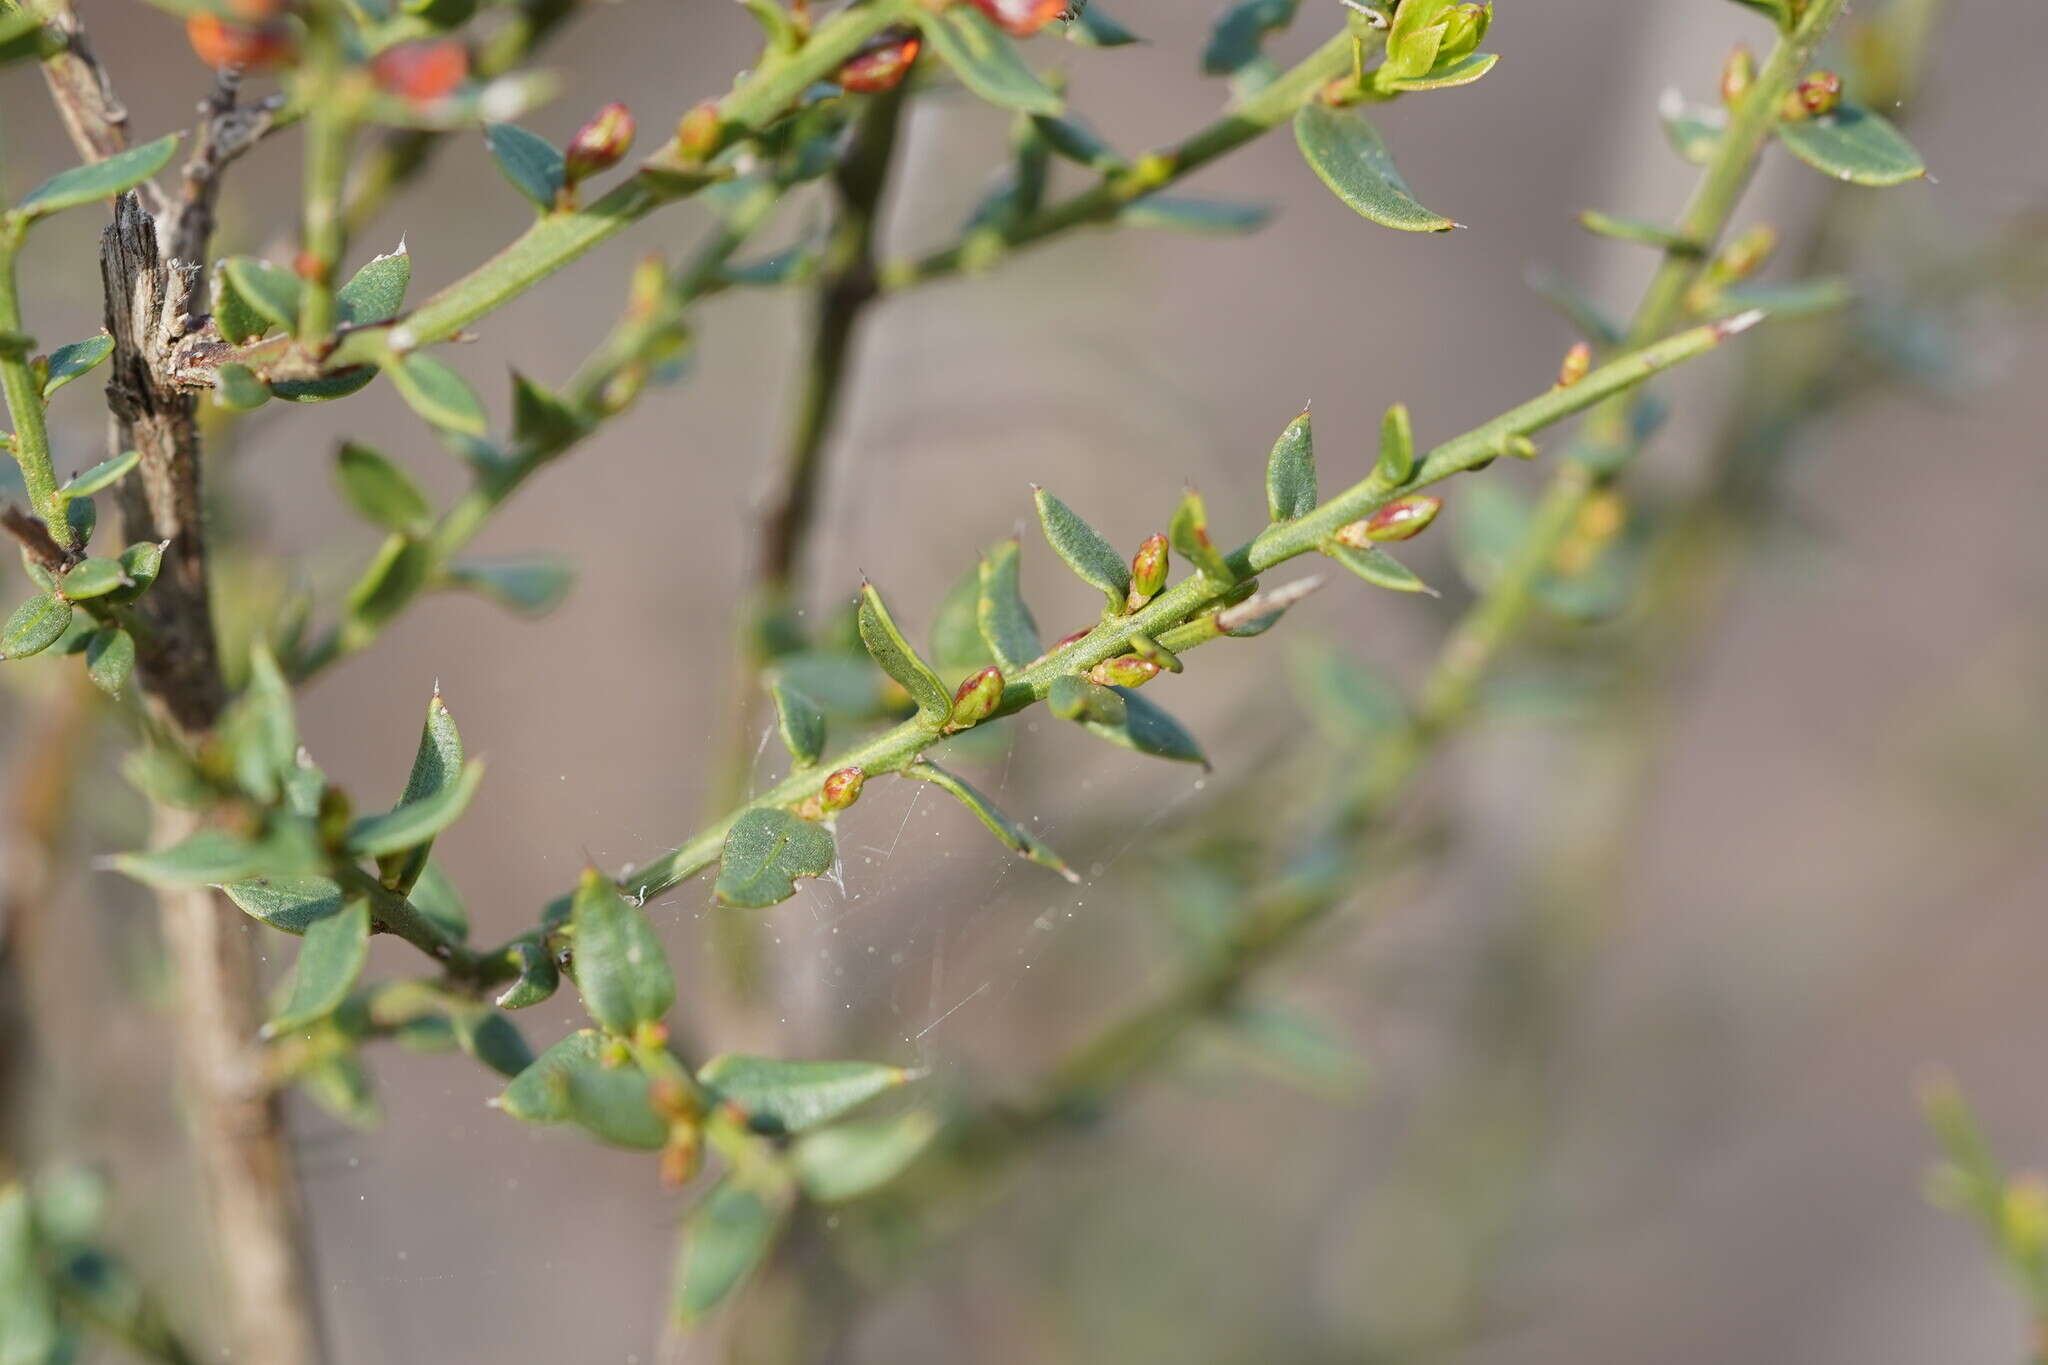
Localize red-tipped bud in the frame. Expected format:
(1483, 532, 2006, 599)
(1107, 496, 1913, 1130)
(565, 102, 635, 184)
(968, 0, 1067, 38)
(1720, 44, 1756, 106)
(676, 102, 722, 163)
(820, 766, 865, 814)
(1126, 533, 1169, 610)
(371, 40, 468, 103)
(1361, 495, 1443, 543)
(1557, 341, 1593, 389)
(1783, 69, 1842, 120)
(1087, 655, 1161, 689)
(838, 29, 921, 93)
(1717, 223, 1777, 282)
(658, 1126, 701, 1189)
(949, 665, 1004, 729)
(185, 13, 294, 70)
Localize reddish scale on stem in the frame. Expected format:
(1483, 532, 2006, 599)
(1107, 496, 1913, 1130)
(820, 766, 865, 814)
(838, 30, 921, 93)
(949, 666, 1004, 729)
(967, 0, 1067, 38)
(185, 14, 295, 70)
(370, 40, 469, 103)
(1361, 495, 1442, 543)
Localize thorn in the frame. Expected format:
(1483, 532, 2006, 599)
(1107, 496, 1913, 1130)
(1715, 307, 1767, 339)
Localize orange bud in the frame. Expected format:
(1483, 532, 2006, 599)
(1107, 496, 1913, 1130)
(1360, 495, 1442, 543)
(370, 40, 468, 103)
(967, 0, 1067, 38)
(1557, 341, 1593, 389)
(1796, 70, 1843, 117)
(1720, 44, 1755, 106)
(675, 101, 721, 163)
(292, 249, 324, 282)
(1087, 655, 1160, 689)
(949, 665, 1004, 729)
(565, 102, 635, 184)
(838, 29, 921, 93)
(820, 766, 865, 814)
(185, 13, 294, 70)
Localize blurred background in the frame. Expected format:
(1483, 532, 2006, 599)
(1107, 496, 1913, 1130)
(4, 0, 2048, 1360)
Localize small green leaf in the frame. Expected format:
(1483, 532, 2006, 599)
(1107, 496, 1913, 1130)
(387, 352, 488, 436)
(1525, 264, 1625, 347)
(930, 561, 995, 680)
(41, 333, 113, 398)
(1220, 1003, 1369, 1101)
(57, 556, 128, 600)
(1296, 103, 1457, 234)
(1032, 113, 1124, 172)
(213, 362, 271, 412)
(60, 449, 137, 499)
(265, 900, 370, 1036)
(373, 690, 464, 892)
(1098, 686, 1206, 765)
(213, 262, 271, 344)
(1118, 195, 1272, 235)
(409, 860, 468, 942)
(1776, 101, 1926, 187)
(1065, 3, 1139, 46)
(739, 0, 801, 51)
(15, 133, 177, 219)
(498, 1029, 667, 1149)
(510, 371, 586, 452)
(222, 257, 304, 332)
(334, 244, 411, 326)
(1265, 409, 1316, 522)
(1658, 91, 1725, 166)
(345, 534, 433, 634)
(453, 1009, 533, 1080)
(222, 876, 346, 934)
(857, 582, 952, 730)
(1202, 0, 1298, 75)
(446, 556, 574, 615)
(1375, 50, 1498, 93)
(791, 1110, 941, 1203)
(671, 1181, 785, 1325)
(0, 8, 52, 64)
(977, 538, 1042, 672)
(2, 593, 71, 660)
(344, 760, 483, 857)
(0, 1183, 61, 1360)
(484, 123, 566, 210)
(1169, 486, 1234, 585)
(1048, 673, 1127, 727)
(336, 442, 432, 534)
(905, 760, 1078, 882)
(769, 678, 826, 768)
(108, 541, 162, 604)
(697, 1054, 917, 1136)
(914, 5, 1064, 116)
(1325, 542, 1434, 595)
(1724, 0, 1793, 29)
(715, 808, 836, 910)
(1578, 208, 1697, 251)
(220, 645, 299, 803)
(83, 626, 134, 696)
(1290, 642, 1408, 749)
(495, 939, 560, 1010)
(65, 493, 95, 547)
(1375, 402, 1415, 484)
(111, 822, 317, 888)
(569, 866, 675, 1035)
(270, 367, 379, 402)
(300, 1054, 380, 1128)
(1034, 486, 1129, 612)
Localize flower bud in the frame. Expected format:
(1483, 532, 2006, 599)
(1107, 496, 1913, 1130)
(949, 665, 1004, 729)
(658, 1125, 701, 1189)
(1356, 495, 1442, 544)
(185, 13, 294, 70)
(838, 28, 921, 93)
(1437, 3, 1489, 64)
(1126, 533, 1168, 610)
(371, 40, 468, 103)
(1781, 69, 1842, 120)
(1556, 341, 1593, 389)
(1720, 44, 1756, 106)
(1716, 223, 1777, 282)
(1087, 655, 1160, 689)
(968, 0, 1067, 38)
(565, 102, 635, 185)
(676, 101, 722, 163)
(819, 766, 865, 814)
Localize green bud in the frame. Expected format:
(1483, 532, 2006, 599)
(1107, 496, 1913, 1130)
(1087, 654, 1161, 689)
(820, 766, 865, 814)
(1125, 631, 1182, 673)
(1436, 2, 1489, 64)
(1126, 533, 1169, 610)
(1720, 44, 1756, 106)
(948, 665, 1005, 730)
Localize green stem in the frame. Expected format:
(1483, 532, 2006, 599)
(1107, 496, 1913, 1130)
(296, 14, 354, 340)
(882, 26, 1370, 289)
(0, 230, 69, 552)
